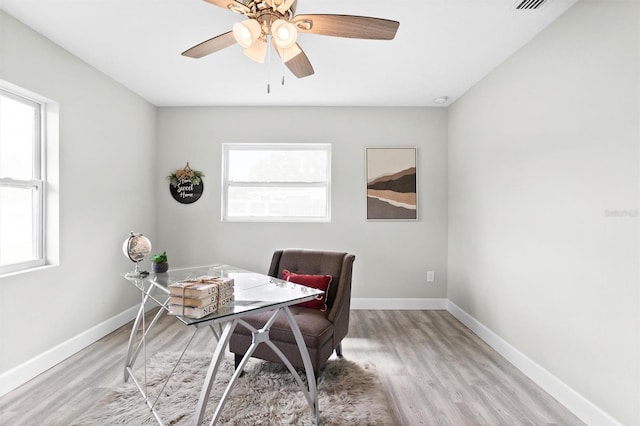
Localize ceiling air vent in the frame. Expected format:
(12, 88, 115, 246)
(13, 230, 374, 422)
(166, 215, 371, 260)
(515, 0, 549, 9)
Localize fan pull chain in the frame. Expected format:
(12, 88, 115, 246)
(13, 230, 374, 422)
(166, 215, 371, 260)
(280, 49, 286, 86)
(266, 36, 272, 94)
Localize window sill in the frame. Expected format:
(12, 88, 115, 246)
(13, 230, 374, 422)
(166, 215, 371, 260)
(0, 263, 58, 279)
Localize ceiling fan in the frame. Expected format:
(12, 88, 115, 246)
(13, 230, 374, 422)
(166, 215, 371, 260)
(182, 0, 400, 78)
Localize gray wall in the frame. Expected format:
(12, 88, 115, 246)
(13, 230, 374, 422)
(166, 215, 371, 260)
(447, 1, 639, 424)
(0, 11, 156, 373)
(155, 107, 449, 299)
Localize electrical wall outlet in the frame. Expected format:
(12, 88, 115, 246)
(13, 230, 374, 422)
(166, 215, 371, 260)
(427, 271, 435, 282)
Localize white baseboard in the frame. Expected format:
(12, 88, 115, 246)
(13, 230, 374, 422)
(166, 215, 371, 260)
(351, 297, 447, 310)
(0, 304, 140, 398)
(445, 300, 621, 426)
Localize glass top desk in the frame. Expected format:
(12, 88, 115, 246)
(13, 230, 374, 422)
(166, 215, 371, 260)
(121, 264, 323, 426)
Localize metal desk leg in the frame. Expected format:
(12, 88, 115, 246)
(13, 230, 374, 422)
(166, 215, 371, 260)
(201, 311, 302, 425)
(282, 306, 319, 425)
(127, 326, 200, 426)
(234, 309, 319, 425)
(124, 293, 166, 382)
(191, 307, 319, 426)
(124, 295, 147, 382)
(192, 319, 239, 426)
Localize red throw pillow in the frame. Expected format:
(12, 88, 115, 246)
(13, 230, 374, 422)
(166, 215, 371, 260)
(282, 269, 332, 312)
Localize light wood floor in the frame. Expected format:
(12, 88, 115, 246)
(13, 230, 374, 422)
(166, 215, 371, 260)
(0, 310, 583, 425)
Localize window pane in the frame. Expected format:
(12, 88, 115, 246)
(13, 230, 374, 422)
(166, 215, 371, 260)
(228, 186, 328, 218)
(223, 143, 331, 222)
(228, 149, 328, 182)
(0, 93, 38, 180)
(0, 186, 37, 265)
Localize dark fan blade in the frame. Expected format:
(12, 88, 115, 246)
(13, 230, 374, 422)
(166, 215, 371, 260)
(293, 14, 399, 40)
(182, 31, 237, 58)
(203, 0, 250, 14)
(274, 43, 314, 78)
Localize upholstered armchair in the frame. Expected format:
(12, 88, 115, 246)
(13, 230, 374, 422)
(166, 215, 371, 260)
(229, 249, 356, 376)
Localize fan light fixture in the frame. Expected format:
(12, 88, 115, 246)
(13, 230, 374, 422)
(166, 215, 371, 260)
(182, 0, 400, 81)
(244, 37, 268, 63)
(233, 17, 297, 64)
(233, 19, 262, 48)
(271, 19, 297, 49)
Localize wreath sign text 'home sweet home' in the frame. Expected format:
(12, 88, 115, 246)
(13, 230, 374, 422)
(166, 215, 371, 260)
(167, 163, 204, 204)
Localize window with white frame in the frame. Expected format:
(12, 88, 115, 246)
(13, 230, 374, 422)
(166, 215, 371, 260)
(222, 143, 331, 222)
(0, 88, 45, 275)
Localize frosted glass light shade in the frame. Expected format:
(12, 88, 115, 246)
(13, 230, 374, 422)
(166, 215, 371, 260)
(244, 38, 267, 63)
(233, 19, 261, 48)
(271, 19, 297, 49)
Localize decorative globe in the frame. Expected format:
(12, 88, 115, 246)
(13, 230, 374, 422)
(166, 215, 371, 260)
(123, 232, 152, 276)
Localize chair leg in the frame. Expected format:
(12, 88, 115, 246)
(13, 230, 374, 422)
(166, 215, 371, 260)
(234, 353, 245, 377)
(335, 343, 343, 359)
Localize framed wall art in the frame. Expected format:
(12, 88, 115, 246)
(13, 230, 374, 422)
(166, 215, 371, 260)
(365, 147, 417, 220)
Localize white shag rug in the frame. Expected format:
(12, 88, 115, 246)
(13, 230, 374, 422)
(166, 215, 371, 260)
(74, 352, 394, 425)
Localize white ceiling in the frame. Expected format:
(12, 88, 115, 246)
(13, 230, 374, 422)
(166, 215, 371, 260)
(0, 0, 578, 107)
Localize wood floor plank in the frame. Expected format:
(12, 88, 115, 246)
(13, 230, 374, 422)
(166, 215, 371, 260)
(0, 309, 583, 425)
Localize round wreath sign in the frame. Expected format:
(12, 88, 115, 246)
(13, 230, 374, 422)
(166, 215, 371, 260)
(167, 162, 204, 204)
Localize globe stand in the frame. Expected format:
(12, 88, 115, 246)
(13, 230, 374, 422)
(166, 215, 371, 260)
(126, 261, 149, 278)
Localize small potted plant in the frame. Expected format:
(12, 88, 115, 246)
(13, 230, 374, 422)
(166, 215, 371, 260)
(150, 251, 169, 273)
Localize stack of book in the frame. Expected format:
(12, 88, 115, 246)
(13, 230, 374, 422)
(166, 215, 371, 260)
(168, 276, 235, 318)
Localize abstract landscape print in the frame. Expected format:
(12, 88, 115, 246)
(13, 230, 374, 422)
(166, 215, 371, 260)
(366, 147, 417, 220)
